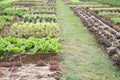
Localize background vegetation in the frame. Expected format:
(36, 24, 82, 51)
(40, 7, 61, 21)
(100, 0, 120, 5)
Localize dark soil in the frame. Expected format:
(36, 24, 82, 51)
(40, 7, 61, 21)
(0, 53, 59, 64)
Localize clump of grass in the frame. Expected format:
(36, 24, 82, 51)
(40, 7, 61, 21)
(60, 75, 79, 80)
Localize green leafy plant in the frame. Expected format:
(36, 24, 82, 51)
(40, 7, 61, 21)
(10, 22, 59, 38)
(0, 3, 10, 9)
(23, 14, 56, 19)
(11, 7, 29, 11)
(22, 14, 57, 22)
(90, 8, 120, 11)
(0, 16, 14, 29)
(0, 16, 13, 22)
(0, 36, 62, 55)
(0, 8, 24, 17)
(98, 12, 119, 16)
(89, 8, 120, 14)
(111, 17, 120, 24)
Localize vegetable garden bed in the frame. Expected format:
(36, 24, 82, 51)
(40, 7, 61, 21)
(71, 6, 120, 69)
(0, 0, 62, 80)
(89, 7, 120, 32)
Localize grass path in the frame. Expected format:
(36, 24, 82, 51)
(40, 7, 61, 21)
(57, 0, 120, 80)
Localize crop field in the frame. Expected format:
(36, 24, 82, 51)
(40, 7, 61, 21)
(0, 0, 120, 80)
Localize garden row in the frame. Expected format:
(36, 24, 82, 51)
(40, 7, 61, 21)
(71, 7, 120, 67)
(90, 7, 120, 31)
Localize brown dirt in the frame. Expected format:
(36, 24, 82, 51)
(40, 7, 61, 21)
(114, 24, 120, 32)
(0, 64, 62, 80)
(0, 53, 59, 64)
(0, 53, 62, 80)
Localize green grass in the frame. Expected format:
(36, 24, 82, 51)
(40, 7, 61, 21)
(66, 0, 101, 5)
(99, 0, 120, 6)
(57, 0, 120, 80)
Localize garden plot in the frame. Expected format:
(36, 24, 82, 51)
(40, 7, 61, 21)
(71, 6, 120, 68)
(0, 0, 62, 80)
(0, 4, 23, 37)
(0, 0, 59, 38)
(89, 7, 120, 32)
